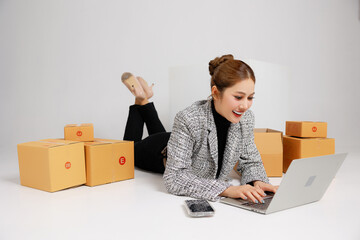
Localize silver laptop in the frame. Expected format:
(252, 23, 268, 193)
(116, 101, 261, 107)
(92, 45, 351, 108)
(220, 153, 347, 214)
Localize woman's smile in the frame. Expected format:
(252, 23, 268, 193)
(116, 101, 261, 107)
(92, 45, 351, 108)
(213, 78, 255, 123)
(232, 110, 243, 117)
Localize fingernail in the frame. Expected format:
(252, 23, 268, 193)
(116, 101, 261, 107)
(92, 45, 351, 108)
(262, 200, 265, 204)
(264, 193, 267, 196)
(244, 197, 247, 200)
(255, 200, 259, 204)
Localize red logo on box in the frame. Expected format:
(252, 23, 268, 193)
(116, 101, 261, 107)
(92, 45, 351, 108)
(119, 157, 126, 165)
(65, 162, 71, 169)
(312, 127, 317, 132)
(76, 131, 83, 136)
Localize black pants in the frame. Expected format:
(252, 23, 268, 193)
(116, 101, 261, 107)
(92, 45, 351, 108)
(123, 102, 171, 174)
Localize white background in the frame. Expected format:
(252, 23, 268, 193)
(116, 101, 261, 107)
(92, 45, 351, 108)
(1, 1, 360, 149)
(1, 1, 360, 239)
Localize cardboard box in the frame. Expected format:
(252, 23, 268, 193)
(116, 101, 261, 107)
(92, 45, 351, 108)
(17, 139, 86, 192)
(64, 123, 94, 142)
(254, 129, 283, 177)
(84, 138, 134, 187)
(234, 128, 283, 177)
(286, 121, 327, 138)
(283, 136, 335, 173)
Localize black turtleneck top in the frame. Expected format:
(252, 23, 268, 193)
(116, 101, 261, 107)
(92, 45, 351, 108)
(211, 100, 231, 178)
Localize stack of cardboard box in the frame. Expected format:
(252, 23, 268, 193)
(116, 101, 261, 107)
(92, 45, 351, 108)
(283, 121, 335, 173)
(234, 122, 335, 177)
(17, 124, 134, 192)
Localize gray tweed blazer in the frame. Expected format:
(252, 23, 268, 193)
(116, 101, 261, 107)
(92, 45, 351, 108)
(163, 100, 269, 202)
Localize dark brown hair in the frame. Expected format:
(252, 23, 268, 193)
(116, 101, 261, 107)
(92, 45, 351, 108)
(209, 54, 255, 93)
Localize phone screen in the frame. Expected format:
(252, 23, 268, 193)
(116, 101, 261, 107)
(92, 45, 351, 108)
(185, 200, 215, 217)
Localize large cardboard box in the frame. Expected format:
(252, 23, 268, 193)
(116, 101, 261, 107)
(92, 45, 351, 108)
(84, 139, 134, 187)
(64, 123, 94, 142)
(254, 129, 283, 177)
(17, 139, 86, 192)
(286, 121, 327, 138)
(283, 136, 335, 173)
(234, 128, 283, 177)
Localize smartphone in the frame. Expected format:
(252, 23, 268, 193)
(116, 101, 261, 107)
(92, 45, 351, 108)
(184, 199, 215, 217)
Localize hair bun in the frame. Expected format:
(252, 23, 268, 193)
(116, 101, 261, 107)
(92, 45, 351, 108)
(209, 54, 234, 76)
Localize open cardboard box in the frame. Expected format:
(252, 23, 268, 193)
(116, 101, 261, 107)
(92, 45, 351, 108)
(234, 128, 283, 177)
(254, 128, 283, 177)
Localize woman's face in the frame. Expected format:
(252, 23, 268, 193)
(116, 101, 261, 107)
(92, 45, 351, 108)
(213, 78, 255, 123)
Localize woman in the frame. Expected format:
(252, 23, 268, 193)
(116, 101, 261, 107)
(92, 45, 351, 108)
(122, 54, 278, 203)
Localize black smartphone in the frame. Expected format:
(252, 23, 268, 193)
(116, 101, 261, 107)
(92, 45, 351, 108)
(184, 199, 215, 217)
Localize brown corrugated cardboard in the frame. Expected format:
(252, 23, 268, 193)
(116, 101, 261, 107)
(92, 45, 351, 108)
(283, 136, 335, 173)
(254, 129, 283, 177)
(17, 139, 86, 192)
(286, 121, 327, 138)
(64, 123, 94, 142)
(234, 128, 283, 177)
(84, 138, 134, 187)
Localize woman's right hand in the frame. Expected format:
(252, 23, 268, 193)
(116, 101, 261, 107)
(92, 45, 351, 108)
(219, 185, 267, 203)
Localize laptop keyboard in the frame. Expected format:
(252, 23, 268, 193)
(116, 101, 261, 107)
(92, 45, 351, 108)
(242, 197, 273, 211)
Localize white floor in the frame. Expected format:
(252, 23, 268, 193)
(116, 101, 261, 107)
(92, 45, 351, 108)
(0, 146, 359, 240)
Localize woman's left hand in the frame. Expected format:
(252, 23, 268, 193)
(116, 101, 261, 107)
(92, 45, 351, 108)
(253, 181, 278, 193)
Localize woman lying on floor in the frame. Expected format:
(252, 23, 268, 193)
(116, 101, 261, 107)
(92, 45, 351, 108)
(121, 54, 278, 203)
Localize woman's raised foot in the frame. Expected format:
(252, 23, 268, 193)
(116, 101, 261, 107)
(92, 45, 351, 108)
(121, 72, 146, 100)
(137, 76, 154, 100)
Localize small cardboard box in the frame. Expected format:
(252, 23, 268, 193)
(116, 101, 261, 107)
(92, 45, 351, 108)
(234, 128, 283, 177)
(64, 123, 94, 142)
(286, 121, 327, 138)
(84, 138, 134, 187)
(283, 136, 335, 173)
(17, 139, 86, 192)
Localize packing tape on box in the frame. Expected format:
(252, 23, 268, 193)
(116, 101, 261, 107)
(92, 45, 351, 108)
(94, 140, 115, 144)
(38, 140, 67, 145)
